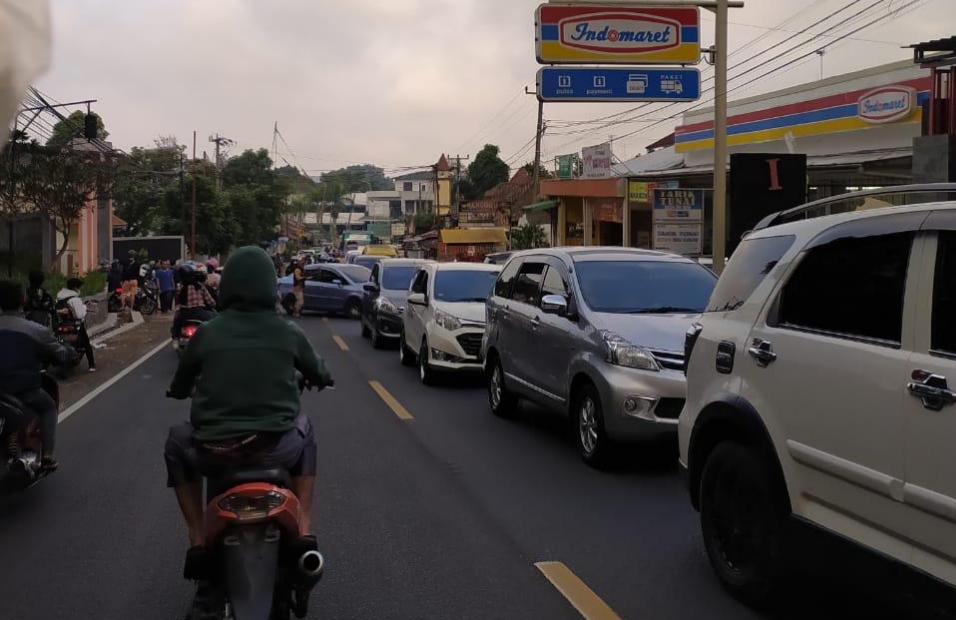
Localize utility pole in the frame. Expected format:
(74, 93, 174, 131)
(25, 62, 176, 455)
(712, 0, 730, 274)
(527, 87, 545, 198)
(209, 133, 234, 189)
(191, 130, 197, 259)
(453, 154, 470, 216)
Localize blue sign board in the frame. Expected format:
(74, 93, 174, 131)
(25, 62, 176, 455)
(652, 188, 704, 222)
(537, 67, 701, 103)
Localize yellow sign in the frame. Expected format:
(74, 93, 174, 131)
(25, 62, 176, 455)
(629, 181, 649, 203)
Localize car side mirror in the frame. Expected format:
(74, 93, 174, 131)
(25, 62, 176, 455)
(332, 279, 344, 286)
(541, 294, 568, 317)
(407, 292, 427, 306)
(363, 282, 380, 293)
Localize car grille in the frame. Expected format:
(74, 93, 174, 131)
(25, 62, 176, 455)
(648, 349, 685, 371)
(456, 332, 483, 358)
(654, 398, 685, 420)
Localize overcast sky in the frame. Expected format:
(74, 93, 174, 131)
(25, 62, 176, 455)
(35, 0, 951, 176)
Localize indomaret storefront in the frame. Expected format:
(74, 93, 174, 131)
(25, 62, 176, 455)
(543, 59, 932, 253)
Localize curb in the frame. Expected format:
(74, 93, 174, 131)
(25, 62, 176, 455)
(91, 311, 144, 345)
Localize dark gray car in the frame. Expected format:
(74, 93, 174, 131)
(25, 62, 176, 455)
(361, 259, 434, 348)
(481, 247, 717, 467)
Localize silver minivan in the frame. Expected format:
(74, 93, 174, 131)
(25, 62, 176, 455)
(481, 247, 717, 466)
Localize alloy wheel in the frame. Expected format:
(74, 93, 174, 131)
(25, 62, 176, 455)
(578, 397, 598, 455)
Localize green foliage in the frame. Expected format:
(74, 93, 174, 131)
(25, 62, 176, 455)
(467, 145, 510, 197)
(46, 111, 109, 148)
(322, 164, 391, 191)
(522, 161, 553, 180)
(112, 139, 185, 235)
(414, 212, 437, 233)
(221, 149, 288, 245)
(509, 223, 548, 250)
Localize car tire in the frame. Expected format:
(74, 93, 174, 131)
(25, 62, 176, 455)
(574, 383, 612, 468)
(345, 299, 361, 320)
(487, 354, 517, 418)
(361, 317, 370, 338)
(370, 323, 383, 349)
(700, 442, 787, 605)
(399, 329, 415, 367)
(419, 339, 435, 386)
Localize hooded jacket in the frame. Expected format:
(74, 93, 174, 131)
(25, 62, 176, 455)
(168, 246, 332, 441)
(56, 288, 87, 322)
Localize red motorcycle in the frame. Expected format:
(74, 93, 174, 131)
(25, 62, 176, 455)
(175, 319, 204, 355)
(171, 379, 330, 619)
(0, 373, 59, 493)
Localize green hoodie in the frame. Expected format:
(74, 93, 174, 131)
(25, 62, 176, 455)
(168, 246, 332, 441)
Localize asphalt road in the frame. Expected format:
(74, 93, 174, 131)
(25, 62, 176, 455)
(0, 314, 927, 619)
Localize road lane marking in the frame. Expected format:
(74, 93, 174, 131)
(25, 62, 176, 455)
(59, 339, 171, 423)
(368, 380, 413, 421)
(535, 561, 622, 620)
(332, 335, 349, 351)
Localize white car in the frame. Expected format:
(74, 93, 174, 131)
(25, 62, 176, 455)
(399, 262, 501, 384)
(680, 185, 956, 612)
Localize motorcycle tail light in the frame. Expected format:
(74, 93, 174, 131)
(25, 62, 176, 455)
(183, 325, 198, 338)
(218, 491, 285, 522)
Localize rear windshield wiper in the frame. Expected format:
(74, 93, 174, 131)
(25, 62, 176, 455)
(628, 306, 701, 314)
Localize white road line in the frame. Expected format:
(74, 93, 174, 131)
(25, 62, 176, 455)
(58, 339, 170, 423)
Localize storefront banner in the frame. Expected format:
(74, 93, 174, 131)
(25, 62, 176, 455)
(459, 202, 498, 225)
(629, 179, 678, 203)
(653, 188, 703, 222)
(591, 200, 623, 223)
(555, 154, 576, 179)
(582, 143, 612, 178)
(654, 223, 702, 255)
(391, 222, 406, 237)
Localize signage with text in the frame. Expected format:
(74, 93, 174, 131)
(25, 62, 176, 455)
(582, 143, 613, 178)
(536, 4, 700, 65)
(857, 85, 916, 124)
(652, 188, 703, 222)
(654, 223, 702, 256)
(629, 179, 678, 203)
(538, 67, 700, 102)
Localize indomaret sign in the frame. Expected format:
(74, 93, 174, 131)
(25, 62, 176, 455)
(535, 4, 700, 65)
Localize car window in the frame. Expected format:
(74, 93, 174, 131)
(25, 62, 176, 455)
(337, 265, 370, 283)
(382, 265, 418, 290)
(706, 235, 796, 313)
(574, 260, 716, 314)
(540, 265, 569, 300)
(511, 262, 546, 306)
(354, 256, 381, 271)
(433, 270, 500, 302)
(777, 231, 914, 345)
(932, 231, 956, 355)
(316, 269, 339, 284)
(494, 258, 522, 299)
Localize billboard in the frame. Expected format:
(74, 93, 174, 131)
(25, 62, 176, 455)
(538, 67, 701, 103)
(582, 143, 612, 178)
(555, 154, 576, 179)
(459, 202, 498, 226)
(729, 154, 807, 254)
(653, 189, 703, 255)
(536, 4, 700, 65)
(628, 179, 678, 204)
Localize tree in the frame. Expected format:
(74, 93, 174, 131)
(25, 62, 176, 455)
(323, 164, 391, 191)
(112, 138, 185, 236)
(220, 149, 291, 246)
(467, 144, 509, 197)
(156, 164, 236, 256)
(413, 212, 436, 233)
(47, 111, 109, 148)
(509, 223, 548, 250)
(522, 161, 554, 180)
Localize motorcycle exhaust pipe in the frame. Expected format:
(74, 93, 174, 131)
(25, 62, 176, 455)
(297, 550, 324, 579)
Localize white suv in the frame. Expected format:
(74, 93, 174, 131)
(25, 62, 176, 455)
(680, 186, 956, 611)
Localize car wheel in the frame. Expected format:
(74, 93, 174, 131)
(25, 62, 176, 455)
(419, 340, 435, 385)
(700, 442, 787, 605)
(399, 329, 415, 367)
(574, 383, 611, 467)
(370, 323, 382, 349)
(487, 354, 517, 418)
(345, 299, 361, 320)
(361, 317, 370, 338)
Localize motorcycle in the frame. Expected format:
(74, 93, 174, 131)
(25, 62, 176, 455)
(54, 318, 87, 377)
(107, 287, 124, 313)
(168, 378, 331, 619)
(0, 373, 59, 493)
(135, 280, 159, 316)
(174, 319, 204, 355)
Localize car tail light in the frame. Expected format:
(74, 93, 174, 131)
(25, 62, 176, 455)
(58, 326, 73, 334)
(217, 491, 285, 522)
(182, 324, 198, 338)
(684, 323, 703, 375)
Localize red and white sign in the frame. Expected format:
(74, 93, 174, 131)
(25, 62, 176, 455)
(560, 13, 681, 54)
(582, 143, 612, 178)
(857, 86, 916, 124)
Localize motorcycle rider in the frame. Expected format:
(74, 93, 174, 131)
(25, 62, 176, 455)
(170, 263, 216, 343)
(164, 246, 331, 585)
(56, 277, 96, 372)
(0, 279, 72, 471)
(23, 270, 55, 328)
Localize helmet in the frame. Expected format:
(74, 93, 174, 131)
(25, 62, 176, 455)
(206, 258, 219, 271)
(177, 263, 196, 283)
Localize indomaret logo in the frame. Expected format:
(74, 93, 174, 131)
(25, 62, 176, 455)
(560, 13, 681, 54)
(857, 86, 916, 124)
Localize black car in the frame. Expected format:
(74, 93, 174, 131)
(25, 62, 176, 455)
(361, 259, 433, 348)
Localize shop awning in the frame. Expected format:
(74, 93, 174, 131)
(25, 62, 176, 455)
(440, 228, 508, 245)
(522, 200, 559, 212)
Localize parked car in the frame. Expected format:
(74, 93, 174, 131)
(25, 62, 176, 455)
(483, 251, 513, 265)
(361, 259, 434, 347)
(680, 185, 956, 611)
(482, 247, 717, 466)
(278, 263, 370, 318)
(400, 262, 501, 384)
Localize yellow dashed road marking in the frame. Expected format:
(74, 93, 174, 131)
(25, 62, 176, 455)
(368, 380, 414, 421)
(535, 561, 622, 620)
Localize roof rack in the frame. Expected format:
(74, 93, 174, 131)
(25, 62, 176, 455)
(752, 183, 956, 232)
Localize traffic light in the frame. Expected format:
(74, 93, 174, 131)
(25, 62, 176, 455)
(84, 113, 98, 140)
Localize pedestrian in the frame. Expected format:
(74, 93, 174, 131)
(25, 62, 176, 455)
(107, 260, 123, 293)
(292, 257, 307, 318)
(122, 250, 140, 311)
(156, 259, 175, 313)
(205, 259, 221, 290)
(23, 270, 55, 328)
(56, 277, 96, 373)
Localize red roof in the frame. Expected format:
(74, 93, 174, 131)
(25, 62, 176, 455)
(436, 154, 450, 172)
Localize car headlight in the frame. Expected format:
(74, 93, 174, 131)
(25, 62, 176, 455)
(376, 296, 399, 315)
(601, 331, 660, 372)
(435, 310, 462, 332)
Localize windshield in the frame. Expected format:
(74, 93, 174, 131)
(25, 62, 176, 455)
(353, 256, 382, 271)
(575, 260, 717, 314)
(381, 265, 419, 291)
(433, 270, 499, 302)
(336, 265, 371, 284)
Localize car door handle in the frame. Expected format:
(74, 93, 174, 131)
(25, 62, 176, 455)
(908, 370, 956, 411)
(530, 317, 540, 330)
(747, 339, 776, 367)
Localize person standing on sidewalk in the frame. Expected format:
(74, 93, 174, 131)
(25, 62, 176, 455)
(122, 251, 140, 311)
(56, 278, 96, 372)
(156, 260, 176, 314)
(292, 257, 307, 318)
